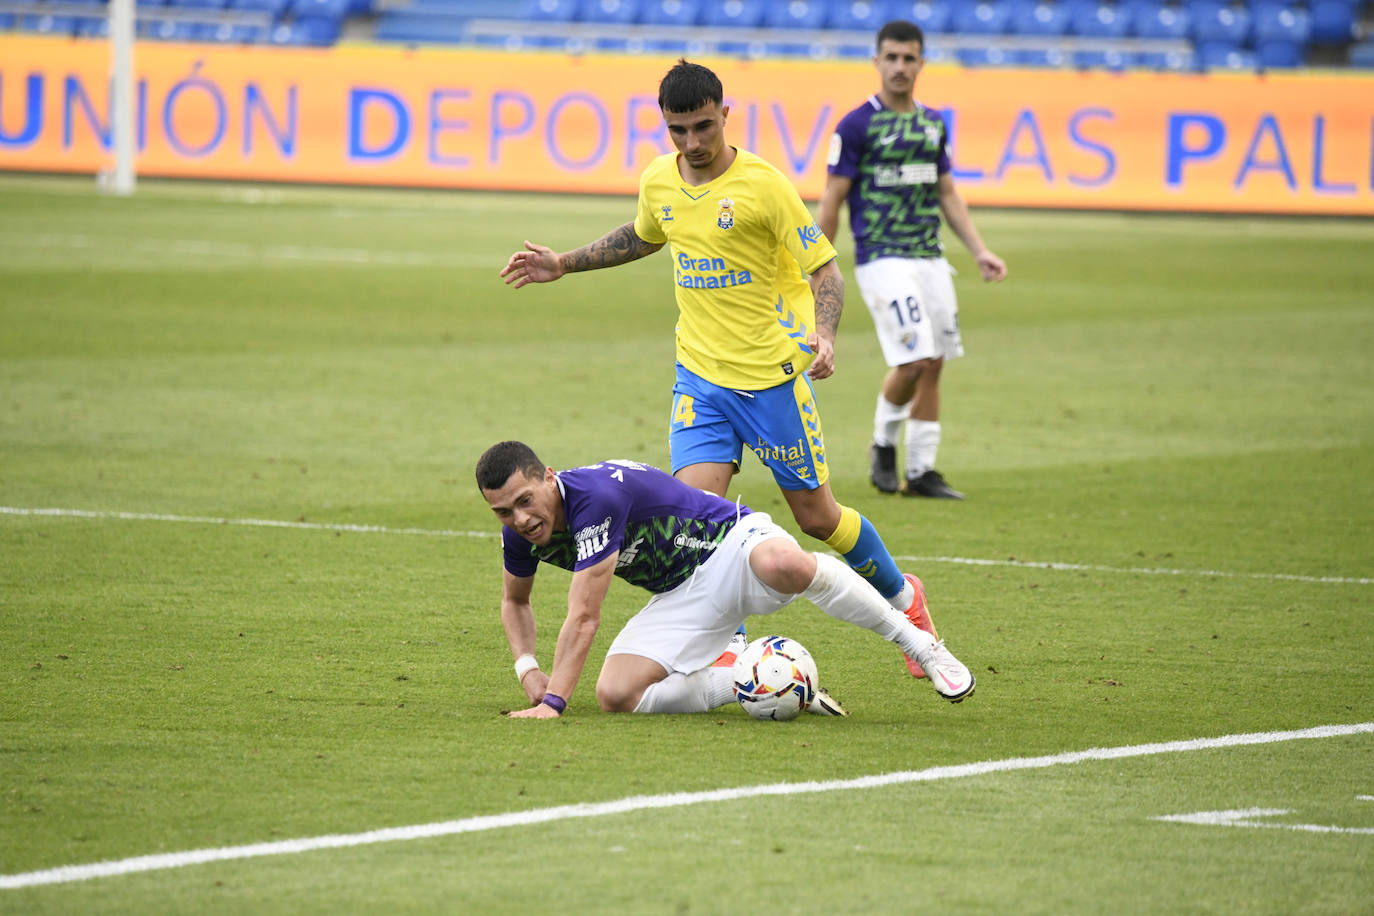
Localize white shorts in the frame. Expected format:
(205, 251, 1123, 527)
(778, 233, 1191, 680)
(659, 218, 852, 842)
(605, 513, 798, 675)
(854, 256, 964, 367)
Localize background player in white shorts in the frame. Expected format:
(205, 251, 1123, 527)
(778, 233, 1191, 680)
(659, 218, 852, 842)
(817, 19, 1007, 500)
(475, 440, 976, 719)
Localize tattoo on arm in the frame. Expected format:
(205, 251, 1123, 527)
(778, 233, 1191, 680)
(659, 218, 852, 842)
(563, 222, 661, 272)
(812, 266, 844, 337)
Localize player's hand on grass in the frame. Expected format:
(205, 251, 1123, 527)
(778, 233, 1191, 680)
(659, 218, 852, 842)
(519, 669, 550, 706)
(501, 241, 564, 287)
(506, 702, 560, 719)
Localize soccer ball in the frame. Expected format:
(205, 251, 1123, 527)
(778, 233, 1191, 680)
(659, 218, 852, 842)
(731, 635, 818, 721)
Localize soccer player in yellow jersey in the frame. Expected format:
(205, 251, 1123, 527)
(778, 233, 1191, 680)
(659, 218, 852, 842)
(501, 61, 948, 677)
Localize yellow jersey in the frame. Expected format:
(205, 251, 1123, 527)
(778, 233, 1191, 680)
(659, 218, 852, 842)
(634, 148, 838, 391)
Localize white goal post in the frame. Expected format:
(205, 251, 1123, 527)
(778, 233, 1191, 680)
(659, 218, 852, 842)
(103, 0, 136, 195)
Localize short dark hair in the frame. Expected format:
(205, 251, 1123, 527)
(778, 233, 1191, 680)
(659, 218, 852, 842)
(475, 440, 545, 492)
(877, 20, 925, 51)
(658, 59, 724, 113)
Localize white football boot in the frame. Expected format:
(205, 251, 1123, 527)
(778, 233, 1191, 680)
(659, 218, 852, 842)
(807, 687, 850, 717)
(912, 640, 976, 703)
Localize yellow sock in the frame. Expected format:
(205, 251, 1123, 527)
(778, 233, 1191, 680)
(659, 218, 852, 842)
(822, 505, 862, 554)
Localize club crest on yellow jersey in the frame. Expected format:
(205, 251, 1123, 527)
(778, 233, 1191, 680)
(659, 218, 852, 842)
(716, 197, 735, 230)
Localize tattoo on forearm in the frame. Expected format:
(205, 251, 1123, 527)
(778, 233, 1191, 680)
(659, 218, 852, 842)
(564, 223, 657, 272)
(813, 270, 844, 336)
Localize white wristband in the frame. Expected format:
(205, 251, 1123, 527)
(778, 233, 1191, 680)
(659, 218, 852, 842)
(514, 654, 540, 680)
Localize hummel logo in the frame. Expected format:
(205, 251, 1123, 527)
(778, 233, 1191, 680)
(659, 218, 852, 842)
(879, 132, 900, 145)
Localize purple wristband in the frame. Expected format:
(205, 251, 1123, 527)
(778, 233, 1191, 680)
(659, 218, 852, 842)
(541, 692, 567, 714)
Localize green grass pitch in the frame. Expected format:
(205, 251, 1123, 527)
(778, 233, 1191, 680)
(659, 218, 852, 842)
(1, 174, 1372, 913)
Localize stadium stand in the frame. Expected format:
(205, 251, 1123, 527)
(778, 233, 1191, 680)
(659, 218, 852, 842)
(1350, 35, 1374, 61)
(4, 0, 1371, 71)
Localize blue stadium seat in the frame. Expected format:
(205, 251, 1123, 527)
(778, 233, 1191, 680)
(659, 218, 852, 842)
(699, 0, 764, 27)
(470, 31, 570, 49)
(1130, 1, 1188, 39)
(165, 0, 226, 9)
(836, 40, 876, 56)
(297, 14, 342, 41)
(201, 20, 271, 41)
(1349, 39, 1374, 67)
(231, 0, 291, 19)
(1009, 0, 1071, 35)
(578, 0, 640, 23)
(520, 0, 579, 20)
(1073, 46, 1130, 68)
(1251, 2, 1309, 45)
(1016, 46, 1070, 65)
(922, 42, 954, 62)
(1189, 1, 1250, 45)
(288, 0, 345, 43)
(267, 20, 314, 43)
(1135, 47, 1197, 68)
(826, 0, 887, 31)
(951, 0, 1012, 33)
(376, 10, 465, 43)
(1069, 1, 1131, 37)
(1255, 39, 1304, 66)
(293, 0, 346, 21)
(637, 0, 701, 25)
(716, 36, 768, 55)
(763, 0, 827, 29)
(642, 35, 708, 52)
(1308, 0, 1355, 43)
(887, 0, 952, 33)
(956, 45, 1015, 64)
(21, 12, 76, 34)
(142, 17, 201, 38)
(593, 35, 637, 51)
(74, 14, 110, 35)
(764, 39, 833, 56)
(1197, 39, 1257, 68)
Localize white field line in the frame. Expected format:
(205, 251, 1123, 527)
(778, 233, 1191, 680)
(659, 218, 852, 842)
(891, 553, 1374, 586)
(0, 506, 495, 540)
(0, 232, 496, 269)
(3, 505, 1371, 586)
(1155, 807, 1374, 835)
(1, 722, 1370, 890)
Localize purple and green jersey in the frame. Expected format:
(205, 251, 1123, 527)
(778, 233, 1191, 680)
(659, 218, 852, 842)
(501, 459, 748, 594)
(827, 96, 951, 265)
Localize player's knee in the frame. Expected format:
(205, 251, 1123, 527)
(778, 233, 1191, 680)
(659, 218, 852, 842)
(797, 513, 838, 542)
(750, 540, 817, 594)
(595, 677, 641, 713)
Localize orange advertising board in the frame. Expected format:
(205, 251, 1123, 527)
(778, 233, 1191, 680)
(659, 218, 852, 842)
(2, 34, 1371, 214)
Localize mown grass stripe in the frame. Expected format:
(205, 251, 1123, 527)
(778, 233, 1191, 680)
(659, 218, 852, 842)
(4, 506, 1369, 585)
(3, 722, 1370, 890)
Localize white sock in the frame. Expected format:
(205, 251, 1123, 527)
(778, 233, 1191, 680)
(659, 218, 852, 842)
(906, 420, 941, 477)
(632, 668, 737, 714)
(802, 554, 936, 659)
(889, 577, 916, 611)
(873, 394, 907, 448)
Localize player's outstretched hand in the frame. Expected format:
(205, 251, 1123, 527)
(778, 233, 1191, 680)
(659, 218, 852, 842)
(500, 241, 564, 288)
(976, 250, 1007, 282)
(506, 703, 560, 719)
(806, 332, 835, 380)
